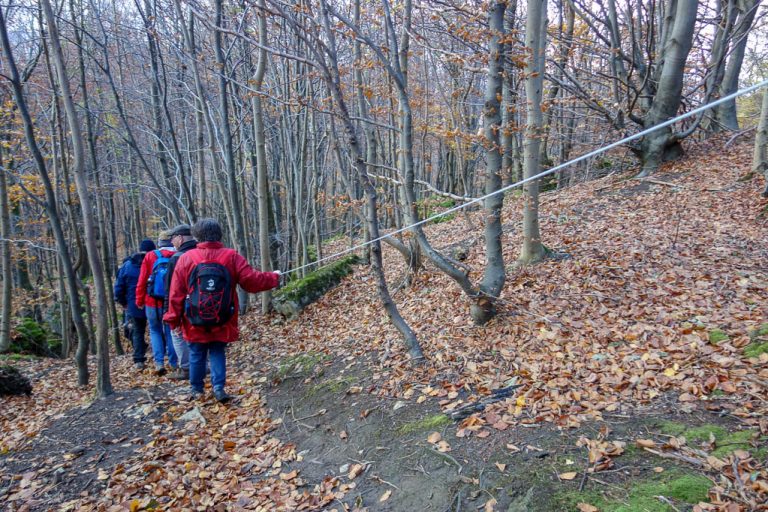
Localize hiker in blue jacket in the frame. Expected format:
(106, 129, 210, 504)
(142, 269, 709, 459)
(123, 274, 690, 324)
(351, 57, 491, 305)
(114, 239, 155, 370)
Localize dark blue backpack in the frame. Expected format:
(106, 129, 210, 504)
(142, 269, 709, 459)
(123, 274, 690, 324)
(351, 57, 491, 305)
(147, 250, 170, 300)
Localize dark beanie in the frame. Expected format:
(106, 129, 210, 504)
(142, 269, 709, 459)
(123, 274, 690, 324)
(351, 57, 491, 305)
(139, 239, 156, 252)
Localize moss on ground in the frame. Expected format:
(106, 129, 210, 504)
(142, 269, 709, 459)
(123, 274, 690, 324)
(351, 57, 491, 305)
(429, 212, 456, 224)
(397, 414, 451, 435)
(554, 472, 710, 512)
(708, 329, 729, 344)
(744, 341, 768, 358)
(744, 324, 768, 358)
(308, 376, 356, 396)
(659, 422, 763, 458)
(0, 353, 38, 361)
(275, 352, 329, 380)
(750, 323, 768, 339)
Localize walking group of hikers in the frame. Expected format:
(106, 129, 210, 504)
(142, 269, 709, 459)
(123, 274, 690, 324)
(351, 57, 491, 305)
(113, 218, 280, 402)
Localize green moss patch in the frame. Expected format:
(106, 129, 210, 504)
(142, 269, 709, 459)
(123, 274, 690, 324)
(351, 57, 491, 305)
(708, 329, 729, 344)
(554, 472, 710, 512)
(744, 341, 768, 358)
(749, 323, 768, 339)
(659, 422, 762, 457)
(429, 212, 456, 224)
(273, 255, 361, 318)
(308, 376, 356, 396)
(397, 414, 451, 435)
(275, 352, 329, 381)
(744, 324, 768, 357)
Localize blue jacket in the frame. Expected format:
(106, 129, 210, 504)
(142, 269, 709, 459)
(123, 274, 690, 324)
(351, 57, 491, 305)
(114, 253, 146, 318)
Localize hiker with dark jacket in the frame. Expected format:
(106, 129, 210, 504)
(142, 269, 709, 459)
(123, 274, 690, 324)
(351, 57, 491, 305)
(163, 218, 280, 402)
(136, 231, 178, 375)
(114, 239, 154, 370)
(163, 224, 197, 381)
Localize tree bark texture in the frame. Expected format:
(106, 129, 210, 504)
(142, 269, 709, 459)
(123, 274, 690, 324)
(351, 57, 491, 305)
(519, 0, 546, 265)
(470, 0, 506, 325)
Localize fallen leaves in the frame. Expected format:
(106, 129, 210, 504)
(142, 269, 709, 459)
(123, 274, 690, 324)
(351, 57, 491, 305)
(347, 463, 364, 479)
(427, 431, 442, 444)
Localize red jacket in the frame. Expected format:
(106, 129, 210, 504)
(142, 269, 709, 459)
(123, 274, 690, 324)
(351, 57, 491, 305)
(136, 248, 176, 309)
(163, 241, 279, 343)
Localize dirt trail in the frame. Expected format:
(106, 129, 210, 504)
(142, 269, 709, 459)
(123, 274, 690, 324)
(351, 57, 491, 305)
(261, 354, 750, 511)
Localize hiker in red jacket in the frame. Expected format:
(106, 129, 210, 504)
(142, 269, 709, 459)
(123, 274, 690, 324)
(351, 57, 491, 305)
(163, 218, 280, 402)
(136, 231, 178, 374)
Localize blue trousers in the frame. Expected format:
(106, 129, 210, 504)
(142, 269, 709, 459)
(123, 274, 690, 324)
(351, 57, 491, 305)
(189, 342, 227, 393)
(146, 306, 177, 369)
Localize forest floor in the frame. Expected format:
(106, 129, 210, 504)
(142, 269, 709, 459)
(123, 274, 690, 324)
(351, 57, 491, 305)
(1, 136, 768, 511)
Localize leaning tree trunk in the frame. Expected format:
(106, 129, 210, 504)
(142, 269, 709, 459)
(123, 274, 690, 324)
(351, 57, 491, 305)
(41, 0, 112, 396)
(518, 0, 547, 265)
(753, 88, 768, 197)
(317, 0, 423, 360)
(637, 0, 699, 176)
(0, 6, 91, 383)
(471, 0, 507, 325)
(715, 0, 759, 131)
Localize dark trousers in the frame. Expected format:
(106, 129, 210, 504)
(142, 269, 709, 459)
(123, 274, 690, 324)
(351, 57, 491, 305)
(130, 316, 148, 363)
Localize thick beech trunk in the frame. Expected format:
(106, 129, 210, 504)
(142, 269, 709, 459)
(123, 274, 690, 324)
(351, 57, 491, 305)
(471, 0, 507, 325)
(518, 0, 546, 265)
(637, 0, 698, 176)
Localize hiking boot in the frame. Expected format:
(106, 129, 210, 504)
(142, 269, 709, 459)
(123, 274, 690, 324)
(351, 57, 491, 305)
(169, 368, 189, 381)
(135, 362, 146, 371)
(188, 388, 204, 400)
(213, 388, 232, 403)
(155, 366, 167, 376)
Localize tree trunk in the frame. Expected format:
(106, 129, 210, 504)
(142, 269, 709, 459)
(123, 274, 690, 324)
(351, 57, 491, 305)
(753, 89, 768, 198)
(317, 0, 423, 360)
(213, 0, 249, 313)
(70, 0, 123, 357)
(41, 0, 112, 396)
(637, 0, 698, 176)
(0, 5, 91, 383)
(0, 137, 12, 353)
(471, 0, 507, 325)
(253, 0, 273, 313)
(518, 0, 547, 265)
(715, 0, 759, 131)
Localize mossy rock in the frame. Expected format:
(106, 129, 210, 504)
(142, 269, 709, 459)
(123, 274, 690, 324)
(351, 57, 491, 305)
(272, 255, 361, 318)
(10, 318, 53, 356)
(0, 365, 32, 396)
